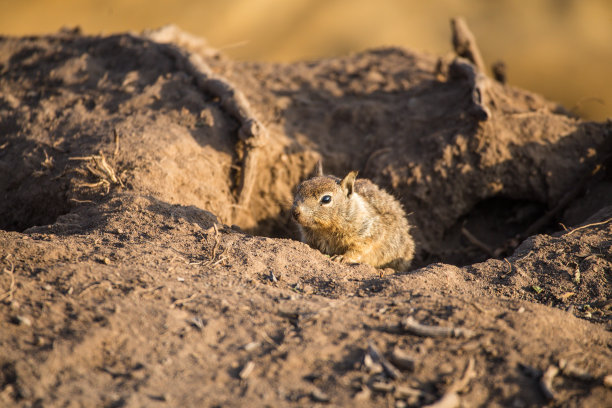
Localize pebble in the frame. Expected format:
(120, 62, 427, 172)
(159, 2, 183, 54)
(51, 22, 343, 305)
(244, 342, 260, 352)
(239, 361, 255, 380)
(13, 315, 32, 326)
(311, 388, 330, 403)
(371, 381, 394, 393)
(390, 348, 416, 371)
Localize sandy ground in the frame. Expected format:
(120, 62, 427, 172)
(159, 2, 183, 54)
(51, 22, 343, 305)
(0, 27, 611, 407)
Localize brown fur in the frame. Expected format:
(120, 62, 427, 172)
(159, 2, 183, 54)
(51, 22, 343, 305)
(291, 171, 414, 271)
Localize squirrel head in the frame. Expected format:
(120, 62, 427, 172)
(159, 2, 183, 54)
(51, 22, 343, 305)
(291, 171, 358, 230)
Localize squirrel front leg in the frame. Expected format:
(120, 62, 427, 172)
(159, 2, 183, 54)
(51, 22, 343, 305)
(332, 249, 364, 265)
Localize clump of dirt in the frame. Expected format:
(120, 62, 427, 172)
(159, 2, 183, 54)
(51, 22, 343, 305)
(0, 27, 610, 407)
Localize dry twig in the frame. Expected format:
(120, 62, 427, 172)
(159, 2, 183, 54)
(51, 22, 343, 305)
(0, 257, 16, 303)
(564, 217, 612, 237)
(367, 341, 402, 380)
(203, 224, 224, 266)
(239, 361, 255, 380)
(461, 227, 494, 257)
(423, 358, 476, 408)
(113, 128, 120, 157)
(540, 365, 559, 401)
(401, 316, 475, 339)
(70, 151, 124, 193)
(171, 292, 201, 308)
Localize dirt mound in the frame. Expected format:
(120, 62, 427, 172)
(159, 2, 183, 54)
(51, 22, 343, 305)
(0, 27, 611, 407)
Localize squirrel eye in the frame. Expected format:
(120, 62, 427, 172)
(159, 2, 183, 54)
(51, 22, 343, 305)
(320, 195, 332, 204)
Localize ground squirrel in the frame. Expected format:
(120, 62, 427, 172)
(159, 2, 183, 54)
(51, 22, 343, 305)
(291, 164, 414, 271)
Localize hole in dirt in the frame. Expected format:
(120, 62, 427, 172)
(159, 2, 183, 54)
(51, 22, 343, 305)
(0, 142, 72, 232)
(436, 196, 548, 267)
(0, 189, 71, 232)
(247, 193, 552, 270)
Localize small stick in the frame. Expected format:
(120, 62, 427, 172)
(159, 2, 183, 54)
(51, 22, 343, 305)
(204, 224, 221, 265)
(135, 285, 165, 296)
(449, 357, 476, 393)
(540, 365, 559, 401)
(423, 358, 476, 408)
(79, 279, 118, 297)
(461, 227, 494, 257)
(239, 361, 255, 380)
(564, 217, 612, 237)
(113, 128, 120, 157)
(171, 292, 201, 308)
(69, 198, 94, 204)
(367, 341, 401, 380)
(401, 316, 475, 339)
(0, 258, 16, 302)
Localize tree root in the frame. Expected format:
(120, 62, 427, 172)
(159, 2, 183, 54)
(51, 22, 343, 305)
(143, 26, 269, 224)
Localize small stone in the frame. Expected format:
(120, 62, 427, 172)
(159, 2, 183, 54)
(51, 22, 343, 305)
(244, 342, 260, 352)
(395, 400, 407, 408)
(12, 315, 32, 326)
(517, 307, 525, 313)
(394, 385, 422, 399)
(239, 361, 255, 380)
(311, 388, 330, 403)
(371, 381, 394, 393)
(390, 347, 416, 371)
(353, 386, 371, 401)
(363, 353, 383, 374)
(603, 374, 612, 388)
(103, 257, 111, 265)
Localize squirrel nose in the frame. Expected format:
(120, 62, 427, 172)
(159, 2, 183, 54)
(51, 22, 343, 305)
(291, 206, 300, 220)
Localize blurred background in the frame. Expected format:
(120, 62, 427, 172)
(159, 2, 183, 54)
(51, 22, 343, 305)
(1, 0, 610, 120)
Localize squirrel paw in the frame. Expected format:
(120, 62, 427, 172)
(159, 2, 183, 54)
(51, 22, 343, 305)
(331, 254, 344, 262)
(332, 253, 360, 265)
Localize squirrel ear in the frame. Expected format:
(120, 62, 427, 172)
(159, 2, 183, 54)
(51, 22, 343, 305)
(340, 171, 358, 197)
(314, 160, 323, 177)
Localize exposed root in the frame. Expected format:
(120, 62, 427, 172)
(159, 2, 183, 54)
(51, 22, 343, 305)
(448, 58, 491, 122)
(448, 17, 491, 122)
(540, 365, 559, 401)
(564, 217, 612, 237)
(113, 128, 120, 157)
(143, 26, 269, 224)
(451, 17, 486, 72)
(0, 256, 16, 303)
(424, 358, 476, 408)
(461, 226, 494, 257)
(70, 150, 124, 194)
(203, 224, 224, 266)
(171, 292, 202, 308)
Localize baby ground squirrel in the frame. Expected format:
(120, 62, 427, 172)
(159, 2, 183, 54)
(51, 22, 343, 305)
(291, 164, 414, 271)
